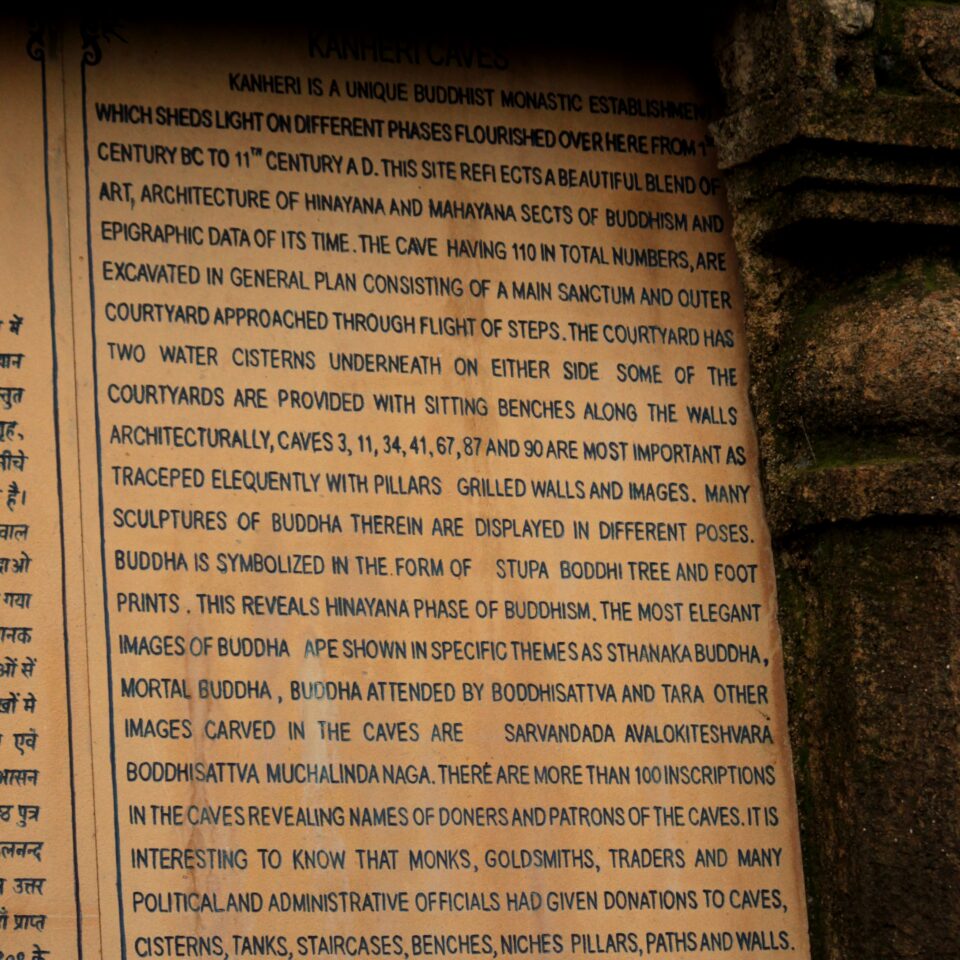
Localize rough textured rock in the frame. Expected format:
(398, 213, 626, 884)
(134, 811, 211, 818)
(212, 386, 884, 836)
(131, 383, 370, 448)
(822, 0, 875, 36)
(709, 2, 960, 958)
(777, 522, 960, 960)
(902, 5, 960, 97)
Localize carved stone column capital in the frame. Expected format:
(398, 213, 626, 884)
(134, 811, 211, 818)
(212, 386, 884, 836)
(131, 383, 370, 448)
(712, 0, 960, 534)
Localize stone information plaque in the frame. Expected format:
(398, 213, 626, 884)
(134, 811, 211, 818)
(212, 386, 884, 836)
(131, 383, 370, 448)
(2, 18, 811, 960)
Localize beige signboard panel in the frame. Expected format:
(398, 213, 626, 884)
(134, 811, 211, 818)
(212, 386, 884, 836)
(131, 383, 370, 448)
(2, 18, 810, 960)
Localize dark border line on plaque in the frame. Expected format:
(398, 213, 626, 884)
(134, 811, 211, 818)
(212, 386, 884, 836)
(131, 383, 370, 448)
(79, 29, 128, 959)
(27, 19, 85, 959)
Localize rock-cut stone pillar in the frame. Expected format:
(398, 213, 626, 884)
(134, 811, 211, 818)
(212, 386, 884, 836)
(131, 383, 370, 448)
(709, 2, 960, 958)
